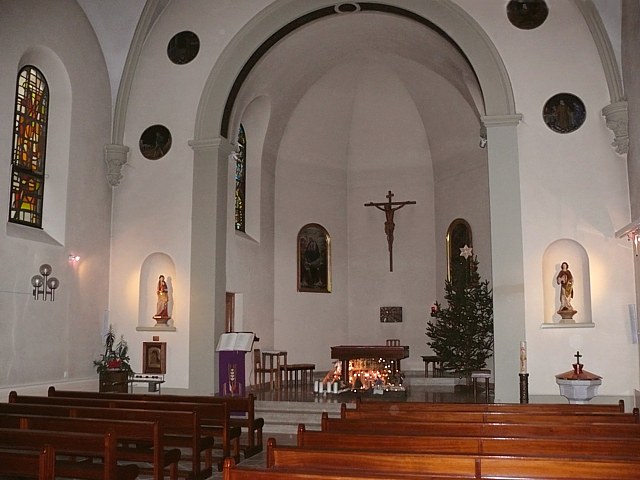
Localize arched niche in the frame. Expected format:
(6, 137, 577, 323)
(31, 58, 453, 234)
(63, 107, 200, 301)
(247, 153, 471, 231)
(542, 239, 593, 326)
(138, 253, 177, 330)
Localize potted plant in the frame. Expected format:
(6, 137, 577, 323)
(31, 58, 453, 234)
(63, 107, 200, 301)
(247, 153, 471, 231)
(94, 325, 133, 375)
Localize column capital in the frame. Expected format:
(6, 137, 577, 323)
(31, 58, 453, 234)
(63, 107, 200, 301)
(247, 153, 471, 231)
(188, 137, 235, 156)
(601, 101, 628, 156)
(104, 143, 130, 187)
(481, 114, 523, 128)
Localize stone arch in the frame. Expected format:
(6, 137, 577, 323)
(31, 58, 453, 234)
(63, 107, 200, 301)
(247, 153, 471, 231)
(194, 0, 515, 142)
(188, 0, 525, 399)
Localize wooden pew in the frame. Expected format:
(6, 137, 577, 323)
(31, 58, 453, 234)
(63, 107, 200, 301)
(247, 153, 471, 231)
(267, 439, 479, 477)
(340, 404, 640, 423)
(353, 397, 626, 413)
(321, 411, 640, 438)
(222, 457, 470, 480)
(0, 427, 139, 480)
(0, 402, 212, 480)
(10, 391, 239, 467)
(266, 438, 640, 479)
(341, 404, 639, 424)
(0, 445, 56, 480)
(297, 424, 640, 460)
(0, 413, 181, 480)
(48, 386, 264, 457)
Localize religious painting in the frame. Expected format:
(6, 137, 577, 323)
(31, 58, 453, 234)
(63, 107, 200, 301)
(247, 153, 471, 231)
(143, 341, 166, 374)
(543, 93, 586, 134)
(446, 218, 473, 281)
(139, 124, 172, 160)
(506, 0, 549, 30)
(380, 306, 402, 323)
(167, 30, 200, 65)
(297, 223, 331, 293)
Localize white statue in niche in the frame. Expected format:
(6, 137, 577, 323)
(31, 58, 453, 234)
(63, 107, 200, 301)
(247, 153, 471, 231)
(556, 262, 577, 321)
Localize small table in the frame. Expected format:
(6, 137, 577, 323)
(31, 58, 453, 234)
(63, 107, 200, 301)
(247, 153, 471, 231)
(471, 370, 491, 402)
(262, 350, 288, 390)
(129, 374, 165, 393)
(421, 355, 442, 377)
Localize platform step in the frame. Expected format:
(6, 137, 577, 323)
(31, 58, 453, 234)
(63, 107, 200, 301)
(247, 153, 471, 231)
(256, 399, 342, 434)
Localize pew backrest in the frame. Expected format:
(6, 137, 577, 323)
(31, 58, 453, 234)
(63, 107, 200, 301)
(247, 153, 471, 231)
(297, 424, 640, 459)
(321, 412, 640, 438)
(352, 397, 626, 413)
(341, 407, 638, 424)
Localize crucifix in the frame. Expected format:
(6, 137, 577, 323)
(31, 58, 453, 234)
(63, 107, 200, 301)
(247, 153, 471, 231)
(364, 190, 416, 272)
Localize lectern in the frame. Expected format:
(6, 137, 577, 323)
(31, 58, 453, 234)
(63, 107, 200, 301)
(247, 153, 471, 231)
(216, 332, 255, 396)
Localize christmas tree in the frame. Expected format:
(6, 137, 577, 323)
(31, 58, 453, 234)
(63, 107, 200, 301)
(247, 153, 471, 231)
(426, 249, 494, 377)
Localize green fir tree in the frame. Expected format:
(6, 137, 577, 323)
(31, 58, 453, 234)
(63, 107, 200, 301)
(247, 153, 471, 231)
(426, 254, 494, 377)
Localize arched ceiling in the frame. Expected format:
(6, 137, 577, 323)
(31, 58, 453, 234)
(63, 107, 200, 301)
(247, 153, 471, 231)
(232, 10, 485, 172)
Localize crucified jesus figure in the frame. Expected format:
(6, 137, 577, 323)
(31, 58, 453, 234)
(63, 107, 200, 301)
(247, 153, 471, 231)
(365, 190, 416, 271)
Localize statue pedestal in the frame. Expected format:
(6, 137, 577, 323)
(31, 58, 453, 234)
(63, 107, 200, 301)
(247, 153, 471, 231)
(153, 314, 171, 327)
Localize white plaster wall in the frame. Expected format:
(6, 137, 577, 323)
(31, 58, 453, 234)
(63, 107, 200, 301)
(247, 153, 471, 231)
(272, 57, 489, 372)
(0, 0, 112, 389)
(108, 0, 272, 388)
(456, 0, 638, 396)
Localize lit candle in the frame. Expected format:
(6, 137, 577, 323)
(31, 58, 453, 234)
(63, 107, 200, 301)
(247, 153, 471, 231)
(519, 341, 527, 374)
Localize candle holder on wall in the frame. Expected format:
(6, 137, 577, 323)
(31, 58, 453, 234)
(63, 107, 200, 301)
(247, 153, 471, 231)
(31, 264, 59, 301)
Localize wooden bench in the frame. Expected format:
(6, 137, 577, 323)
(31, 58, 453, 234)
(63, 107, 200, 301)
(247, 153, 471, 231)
(0, 402, 212, 480)
(341, 404, 639, 424)
(48, 387, 263, 458)
(265, 438, 640, 479)
(280, 363, 315, 388)
(0, 413, 181, 480)
(222, 457, 470, 480)
(0, 427, 139, 480)
(297, 423, 640, 459)
(353, 397, 626, 412)
(322, 411, 640, 438)
(10, 391, 239, 469)
(0, 444, 55, 480)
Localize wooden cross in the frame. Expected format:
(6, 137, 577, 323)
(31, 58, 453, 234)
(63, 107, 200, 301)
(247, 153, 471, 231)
(364, 190, 416, 272)
(574, 351, 582, 364)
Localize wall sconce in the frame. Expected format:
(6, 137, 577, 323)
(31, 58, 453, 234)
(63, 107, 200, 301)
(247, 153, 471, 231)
(31, 264, 59, 301)
(615, 219, 640, 256)
(68, 254, 80, 262)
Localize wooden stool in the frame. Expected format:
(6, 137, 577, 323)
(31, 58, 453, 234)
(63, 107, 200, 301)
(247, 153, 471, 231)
(471, 370, 491, 402)
(421, 355, 442, 377)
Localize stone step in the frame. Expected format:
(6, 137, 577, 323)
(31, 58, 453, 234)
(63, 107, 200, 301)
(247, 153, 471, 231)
(256, 399, 342, 434)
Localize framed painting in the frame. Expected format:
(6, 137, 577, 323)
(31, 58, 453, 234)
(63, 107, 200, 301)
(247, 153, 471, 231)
(297, 223, 331, 293)
(143, 341, 166, 374)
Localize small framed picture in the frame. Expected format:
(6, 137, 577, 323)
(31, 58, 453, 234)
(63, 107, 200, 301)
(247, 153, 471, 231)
(143, 342, 166, 374)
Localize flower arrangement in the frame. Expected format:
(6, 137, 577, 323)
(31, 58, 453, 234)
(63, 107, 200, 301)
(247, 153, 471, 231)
(93, 325, 133, 375)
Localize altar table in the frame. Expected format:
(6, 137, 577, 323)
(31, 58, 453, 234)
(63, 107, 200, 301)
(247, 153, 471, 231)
(331, 345, 409, 386)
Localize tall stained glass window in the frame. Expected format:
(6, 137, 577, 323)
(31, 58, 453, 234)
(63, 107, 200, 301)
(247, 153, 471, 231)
(234, 124, 246, 232)
(9, 66, 49, 228)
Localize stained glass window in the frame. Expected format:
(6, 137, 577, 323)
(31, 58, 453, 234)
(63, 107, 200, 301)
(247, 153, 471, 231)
(234, 124, 246, 232)
(446, 218, 472, 282)
(9, 66, 49, 228)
